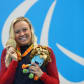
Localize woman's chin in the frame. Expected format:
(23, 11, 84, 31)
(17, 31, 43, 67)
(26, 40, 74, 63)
(18, 41, 31, 46)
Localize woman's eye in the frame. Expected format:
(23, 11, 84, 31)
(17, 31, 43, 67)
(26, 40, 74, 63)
(23, 28, 27, 32)
(15, 30, 20, 34)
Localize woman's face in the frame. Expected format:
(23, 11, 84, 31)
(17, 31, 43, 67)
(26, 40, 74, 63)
(13, 21, 32, 46)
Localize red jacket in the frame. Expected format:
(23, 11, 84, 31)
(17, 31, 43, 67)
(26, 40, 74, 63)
(0, 48, 59, 84)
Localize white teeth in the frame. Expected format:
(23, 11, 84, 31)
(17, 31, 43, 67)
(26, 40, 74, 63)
(19, 37, 27, 41)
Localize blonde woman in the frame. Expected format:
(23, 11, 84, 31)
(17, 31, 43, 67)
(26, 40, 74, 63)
(0, 17, 59, 84)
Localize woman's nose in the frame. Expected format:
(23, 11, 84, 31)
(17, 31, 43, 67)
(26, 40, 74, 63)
(20, 31, 25, 36)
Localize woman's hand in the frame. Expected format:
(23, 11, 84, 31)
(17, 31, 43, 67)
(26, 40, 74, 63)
(29, 63, 43, 78)
(5, 46, 18, 67)
(7, 46, 17, 61)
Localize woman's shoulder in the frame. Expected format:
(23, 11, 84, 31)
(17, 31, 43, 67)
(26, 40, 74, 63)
(2, 48, 6, 53)
(1, 48, 7, 57)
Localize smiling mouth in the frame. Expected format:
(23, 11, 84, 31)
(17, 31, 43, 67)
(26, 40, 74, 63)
(19, 37, 27, 41)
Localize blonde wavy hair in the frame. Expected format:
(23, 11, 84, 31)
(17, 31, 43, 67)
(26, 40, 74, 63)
(8, 16, 37, 47)
(5, 17, 38, 67)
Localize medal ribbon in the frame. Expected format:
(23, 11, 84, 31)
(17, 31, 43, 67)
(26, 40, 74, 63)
(16, 44, 34, 61)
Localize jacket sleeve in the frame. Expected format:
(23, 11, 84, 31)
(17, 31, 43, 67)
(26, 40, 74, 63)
(0, 49, 18, 84)
(40, 48, 59, 84)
